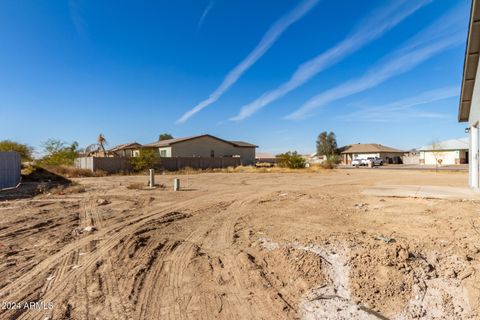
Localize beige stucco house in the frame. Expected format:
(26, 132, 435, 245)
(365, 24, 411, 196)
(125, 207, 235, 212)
(143, 134, 257, 165)
(109, 142, 142, 158)
(417, 138, 469, 165)
(340, 143, 404, 165)
(459, 0, 480, 188)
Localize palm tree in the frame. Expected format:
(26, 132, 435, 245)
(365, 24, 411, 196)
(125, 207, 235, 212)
(97, 133, 107, 156)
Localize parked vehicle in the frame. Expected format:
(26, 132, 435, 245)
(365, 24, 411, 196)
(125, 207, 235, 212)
(351, 158, 362, 166)
(365, 157, 383, 166)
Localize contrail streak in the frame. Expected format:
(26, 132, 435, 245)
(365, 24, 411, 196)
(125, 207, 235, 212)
(346, 86, 459, 122)
(197, 1, 215, 32)
(177, 0, 320, 123)
(230, 0, 431, 121)
(285, 4, 466, 120)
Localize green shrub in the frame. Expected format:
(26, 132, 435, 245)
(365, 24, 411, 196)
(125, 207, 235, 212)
(0, 140, 33, 161)
(40, 139, 79, 166)
(276, 151, 306, 169)
(130, 148, 157, 172)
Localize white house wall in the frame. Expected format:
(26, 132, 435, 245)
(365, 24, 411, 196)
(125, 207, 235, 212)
(352, 153, 380, 159)
(467, 51, 480, 188)
(420, 150, 460, 165)
(343, 152, 404, 164)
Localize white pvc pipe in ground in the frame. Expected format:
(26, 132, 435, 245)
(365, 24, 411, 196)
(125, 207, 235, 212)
(173, 178, 180, 191)
(149, 169, 155, 188)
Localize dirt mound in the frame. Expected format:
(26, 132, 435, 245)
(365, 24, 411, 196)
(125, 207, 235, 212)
(258, 234, 479, 320)
(348, 237, 477, 319)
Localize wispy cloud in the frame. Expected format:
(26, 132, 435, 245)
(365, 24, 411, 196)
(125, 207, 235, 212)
(197, 1, 215, 32)
(344, 86, 458, 122)
(285, 4, 467, 120)
(176, 0, 320, 124)
(230, 0, 431, 121)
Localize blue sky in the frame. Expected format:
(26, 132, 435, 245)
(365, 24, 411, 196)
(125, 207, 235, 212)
(0, 0, 471, 155)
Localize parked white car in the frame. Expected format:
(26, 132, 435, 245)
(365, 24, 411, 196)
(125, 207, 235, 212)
(351, 158, 362, 166)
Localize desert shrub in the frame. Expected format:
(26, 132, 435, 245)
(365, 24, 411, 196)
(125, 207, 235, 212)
(130, 148, 157, 172)
(41, 165, 97, 178)
(49, 184, 86, 195)
(126, 183, 145, 190)
(40, 139, 79, 166)
(276, 151, 306, 169)
(320, 154, 340, 169)
(0, 140, 33, 161)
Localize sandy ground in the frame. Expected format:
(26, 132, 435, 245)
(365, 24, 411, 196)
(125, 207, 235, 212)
(0, 169, 479, 319)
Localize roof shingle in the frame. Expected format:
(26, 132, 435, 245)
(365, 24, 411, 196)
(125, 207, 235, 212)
(340, 143, 404, 154)
(417, 138, 468, 151)
(143, 134, 257, 148)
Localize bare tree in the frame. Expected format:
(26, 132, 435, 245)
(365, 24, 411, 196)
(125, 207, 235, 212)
(430, 140, 444, 172)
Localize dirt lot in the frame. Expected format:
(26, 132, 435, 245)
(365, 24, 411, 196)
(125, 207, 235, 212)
(0, 169, 479, 319)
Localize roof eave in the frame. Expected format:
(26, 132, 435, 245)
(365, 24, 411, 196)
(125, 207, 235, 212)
(341, 150, 404, 154)
(459, 0, 480, 123)
(234, 145, 259, 148)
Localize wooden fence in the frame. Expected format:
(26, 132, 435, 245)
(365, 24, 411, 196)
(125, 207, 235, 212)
(75, 156, 242, 173)
(158, 157, 241, 171)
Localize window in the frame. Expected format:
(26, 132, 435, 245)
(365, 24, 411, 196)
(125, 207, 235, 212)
(210, 150, 215, 158)
(160, 150, 167, 157)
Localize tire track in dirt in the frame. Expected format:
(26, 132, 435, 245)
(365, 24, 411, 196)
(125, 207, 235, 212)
(0, 195, 204, 319)
(209, 195, 294, 319)
(134, 191, 295, 319)
(1, 175, 378, 319)
(132, 202, 234, 319)
(40, 210, 192, 319)
(130, 181, 358, 319)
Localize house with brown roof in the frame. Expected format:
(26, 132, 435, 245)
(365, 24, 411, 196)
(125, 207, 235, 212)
(109, 142, 142, 158)
(143, 134, 258, 165)
(340, 143, 404, 165)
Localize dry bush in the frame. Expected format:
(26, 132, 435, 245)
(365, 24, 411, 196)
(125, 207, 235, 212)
(41, 165, 98, 178)
(158, 164, 334, 175)
(164, 167, 207, 175)
(126, 182, 166, 190)
(276, 151, 306, 169)
(255, 162, 274, 168)
(319, 154, 340, 169)
(126, 183, 145, 190)
(49, 184, 86, 195)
